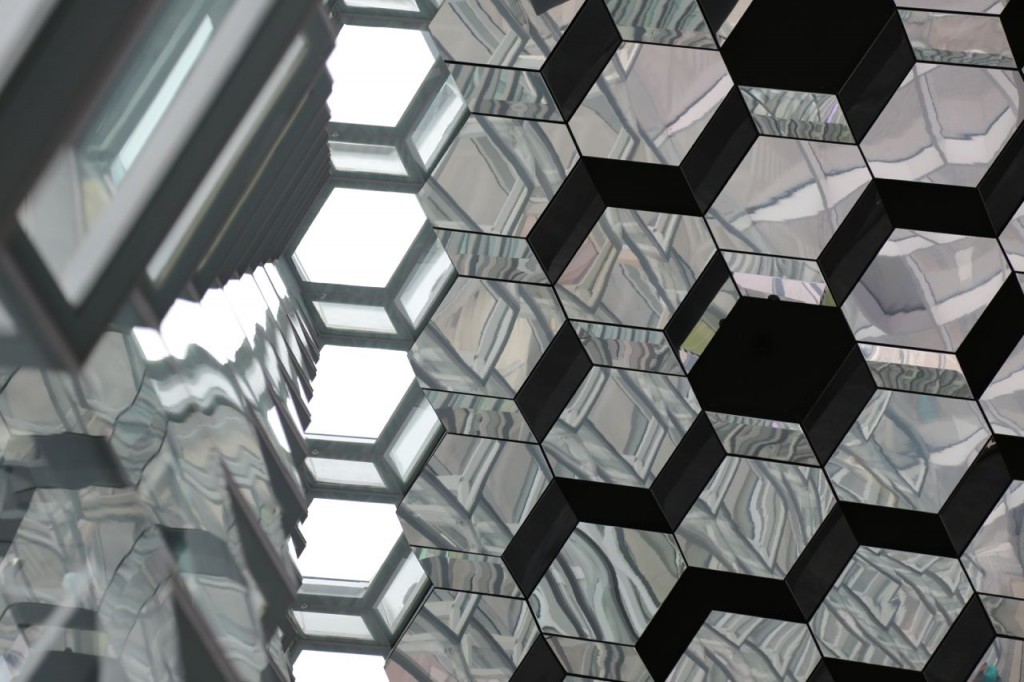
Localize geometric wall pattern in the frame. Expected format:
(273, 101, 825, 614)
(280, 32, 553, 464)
(388, 0, 1024, 679)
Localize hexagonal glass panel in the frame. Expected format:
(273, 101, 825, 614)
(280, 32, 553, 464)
(676, 457, 835, 578)
(981, 319, 1024, 436)
(293, 188, 425, 287)
(556, 208, 716, 328)
(409, 278, 564, 398)
(419, 115, 578, 237)
(297, 499, 402, 583)
(842, 229, 1010, 352)
(811, 547, 972, 669)
(530, 523, 685, 644)
(570, 43, 732, 164)
(667, 612, 821, 682)
(542, 367, 701, 487)
(962, 480, 1024, 596)
(707, 137, 870, 260)
(861, 64, 1024, 186)
(399, 434, 552, 555)
(306, 346, 414, 441)
(326, 25, 434, 127)
(827, 390, 990, 512)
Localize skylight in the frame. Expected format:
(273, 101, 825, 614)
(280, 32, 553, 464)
(326, 25, 434, 127)
(292, 188, 425, 287)
(293, 651, 388, 682)
(297, 499, 402, 582)
(305, 345, 414, 440)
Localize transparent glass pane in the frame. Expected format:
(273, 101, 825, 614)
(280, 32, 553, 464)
(313, 302, 395, 334)
(0, 298, 16, 336)
(297, 499, 402, 581)
(305, 458, 386, 488)
(306, 346, 413, 441)
(398, 239, 453, 327)
(343, 0, 418, 11)
(326, 26, 434, 126)
(386, 397, 441, 481)
(292, 612, 372, 640)
(293, 188, 425, 287)
(377, 552, 427, 630)
(329, 141, 406, 176)
(412, 78, 465, 168)
(294, 651, 388, 681)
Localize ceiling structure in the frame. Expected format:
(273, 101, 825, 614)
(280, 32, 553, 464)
(367, 0, 1024, 680)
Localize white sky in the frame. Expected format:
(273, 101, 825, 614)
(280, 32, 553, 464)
(293, 650, 389, 682)
(292, 187, 425, 288)
(305, 345, 415, 440)
(326, 25, 435, 127)
(297, 498, 402, 582)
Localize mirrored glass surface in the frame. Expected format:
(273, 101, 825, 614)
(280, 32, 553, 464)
(415, 547, 523, 597)
(707, 413, 817, 465)
(899, 10, 1015, 68)
(896, 0, 1006, 13)
(437, 230, 547, 283)
(982, 328, 1024, 436)
(530, 523, 685, 644)
(429, 0, 586, 69)
(859, 343, 972, 398)
(419, 116, 578, 237)
(810, 547, 972, 669)
(556, 208, 716, 328)
(425, 390, 537, 442)
(667, 612, 821, 682)
(707, 137, 870, 260)
(410, 278, 564, 398)
(450, 63, 559, 120)
(723, 252, 833, 306)
(542, 367, 700, 486)
(826, 390, 990, 512)
(842, 229, 1010, 352)
(548, 636, 653, 682)
(1000, 201, 1024, 272)
(861, 64, 1024, 186)
(573, 322, 683, 375)
(569, 43, 732, 164)
(740, 87, 855, 143)
(603, 0, 715, 47)
(963, 480, 1024, 596)
(399, 434, 552, 555)
(675, 457, 835, 578)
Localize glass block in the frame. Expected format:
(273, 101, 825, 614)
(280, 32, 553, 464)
(376, 552, 427, 631)
(437, 229, 547, 283)
(419, 115, 578, 237)
(740, 87, 855, 143)
(842, 229, 1010, 353)
(667, 612, 821, 682)
(603, 0, 714, 47)
(385, 397, 442, 483)
(293, 612, 372, 640)
(542, 367, 700, 486)
(826, 390, 990, 512)
(548, 636, 653, 682)
(707, 412, 817, 465)
(399, 434, 552, 555)
(412, 78, 466, 169)
(450, 63, 559, 120)
(859, 343, 973, 398)
(982, 331, 1024, 436)
(398, 238, 454, 328)
(810, 547, 972, 669)
(556, 208, 716, 328)
(312, 302, 395, 334)
(409, 278, 564, 398)
(304, 458, 385, 488)
(569, 43, 732, 164)
(530, 523, 685, 644)
(707, 137, 870, 260)
(328, 141, 406, 176)
(963, 480, 1024, 596)
(424, 389, 536, 442)
(676, 457, 835, 578)
(723, 252, 833, 306)
(429, 0, 585, 69)
(899, 10, 1016, 68)
(415, 547, 524, 597)
(861, 64, 1024, 186)
(572, 322, 683, 375)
